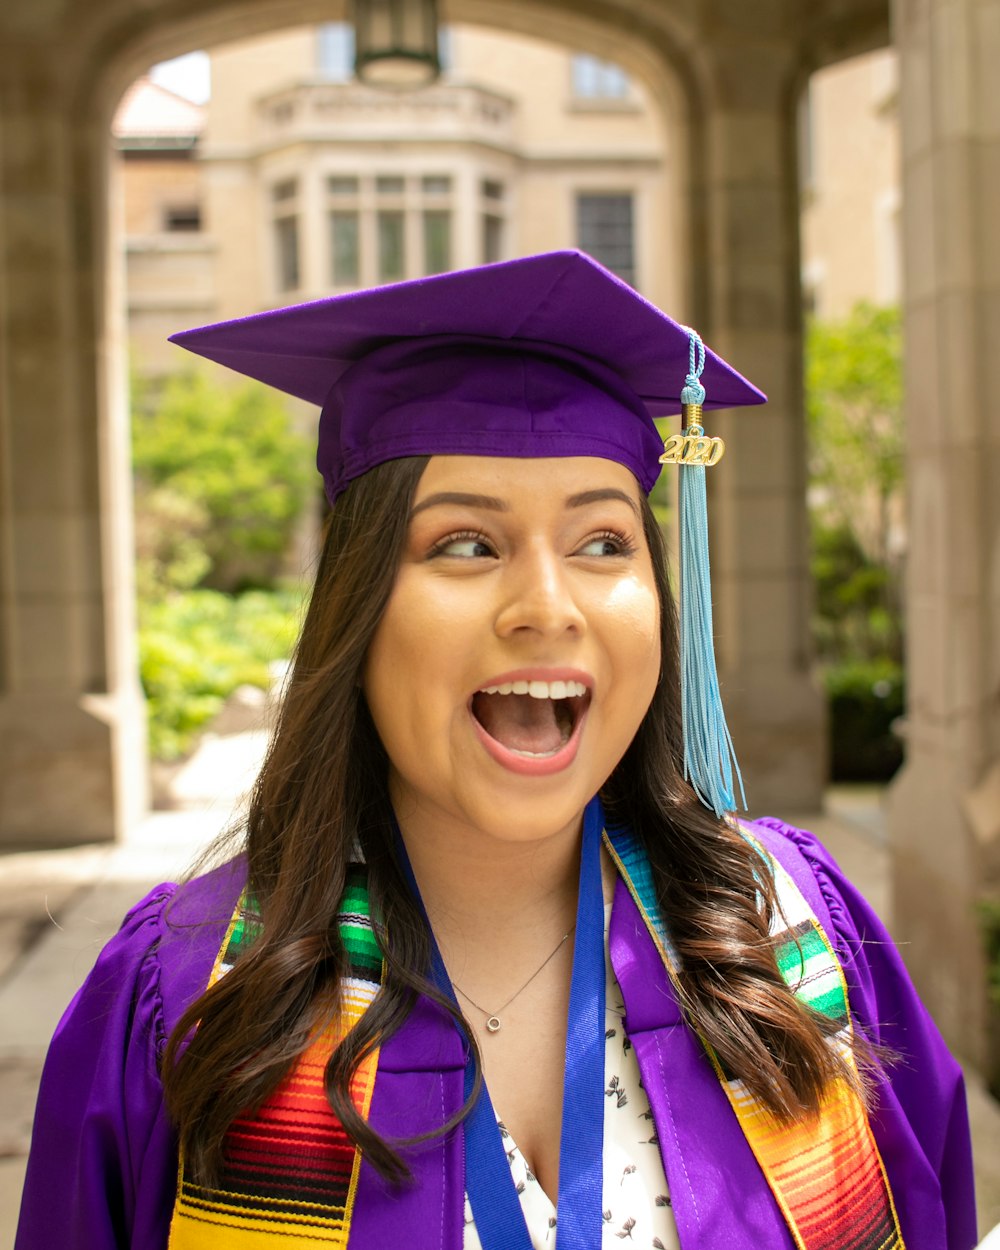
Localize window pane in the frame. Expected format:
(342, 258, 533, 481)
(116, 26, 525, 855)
(482, 213, 503, 265)
(571, 53, 629, 100)
(601, 63, 629, 98)
(376, 175, 405, 195)
(330, 211, 360, 285)
(377, 210, 405, 282)
(422, 174, 452, 196)
(272, 179, 297, 203)
(317, 22, 355, 81)
(328, 175, 360, 196)
(164, 204, 201, 231)
(576, 194, 634, 285)
(481, 179, 504, 201)
(571, 54, 597, 97)
(423, 210, 451, 275)
(274, 215, 300, 292)
(438, 26, 452, 72)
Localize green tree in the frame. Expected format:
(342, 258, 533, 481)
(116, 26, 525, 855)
(132, 370, 314, 592)
(806, 304, 905, 781)
(806, 304, 903, 569)
(806, 304, 904, 664)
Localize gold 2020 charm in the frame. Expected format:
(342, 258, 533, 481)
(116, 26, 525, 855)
(659, 427, 726, 467)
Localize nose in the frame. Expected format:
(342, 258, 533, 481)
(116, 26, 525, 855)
(493, 543, 586, 640)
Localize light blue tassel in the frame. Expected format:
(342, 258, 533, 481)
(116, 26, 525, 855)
(678, 331, 746, 818)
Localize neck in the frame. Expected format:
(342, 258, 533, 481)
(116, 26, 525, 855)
(393, 801, 584, 949)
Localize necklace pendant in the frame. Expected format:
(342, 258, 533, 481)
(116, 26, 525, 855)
(485, 1015, 501, 1033)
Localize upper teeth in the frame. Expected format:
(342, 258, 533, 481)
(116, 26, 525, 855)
(479, 679, 588, 699)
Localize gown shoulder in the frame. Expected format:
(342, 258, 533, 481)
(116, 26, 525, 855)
(15, 858, 246, 1250)
(748, 816, 978, 1250)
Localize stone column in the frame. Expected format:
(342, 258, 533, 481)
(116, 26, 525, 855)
(888, 0, 1000, 1067)
(0, 45, 148, 845)
(692, 38, 826, 815)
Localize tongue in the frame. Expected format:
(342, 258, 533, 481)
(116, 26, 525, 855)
(473, 693, 565, 755)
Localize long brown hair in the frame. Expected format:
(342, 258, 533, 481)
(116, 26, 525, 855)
(163, 454, 851, 1184)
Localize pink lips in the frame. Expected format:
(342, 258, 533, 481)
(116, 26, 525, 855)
(469, 667, 592, 777)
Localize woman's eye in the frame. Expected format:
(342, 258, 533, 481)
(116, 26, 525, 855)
(577, 532, 635, 558)
(430, 532, 496, 559)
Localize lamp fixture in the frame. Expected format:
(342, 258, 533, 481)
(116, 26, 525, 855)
(352, 0, 441, 88)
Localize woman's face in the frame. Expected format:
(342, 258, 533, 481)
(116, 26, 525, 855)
(363, 455, 661, 847)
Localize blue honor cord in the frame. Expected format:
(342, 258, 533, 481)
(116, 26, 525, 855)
(395, 797, 608, 1250)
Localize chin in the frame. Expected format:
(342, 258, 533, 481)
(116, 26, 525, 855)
(453, 773, 609, 846)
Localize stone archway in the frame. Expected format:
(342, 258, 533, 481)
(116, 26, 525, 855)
(3, 0, 882, 847)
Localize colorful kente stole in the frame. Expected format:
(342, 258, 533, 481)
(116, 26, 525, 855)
(604, 824, 905, 1250)
(167, 866, 382, 1249)
(169, 838, 904, 1250)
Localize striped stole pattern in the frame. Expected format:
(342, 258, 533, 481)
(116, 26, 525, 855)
(169, 833, 905, 1250)
(167, 866, 382, 1249)
(604, 825, 905, 1250)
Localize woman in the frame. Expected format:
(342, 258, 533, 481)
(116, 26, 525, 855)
(16, 251, 976, 1250)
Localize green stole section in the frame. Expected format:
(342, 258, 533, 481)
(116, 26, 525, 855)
(604, 823, 905, 1250)
(168, 866, 383, 1249)
(168, 833, 904, 1250)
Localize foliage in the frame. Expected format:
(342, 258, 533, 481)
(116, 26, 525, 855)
(133, 486, 212, 601)
(811, 522, 902, 665)
(978, 898, 1000, 1098)
(132, 370, 314, 593)
(806, 304, 905, 780)
(806, 304, 903, 571)
(981, 898, 1000, 1011)
(823, 658, 904, 782)
(138, 588, 305, 759)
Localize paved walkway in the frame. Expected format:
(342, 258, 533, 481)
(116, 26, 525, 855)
(1, 745, 998, 1245)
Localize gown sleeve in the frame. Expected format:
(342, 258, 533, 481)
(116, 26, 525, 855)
(15, 883, 182, 1250)
(754, 817, 978, 1250)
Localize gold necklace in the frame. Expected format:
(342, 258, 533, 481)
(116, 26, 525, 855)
(451, 926, 575, 1033)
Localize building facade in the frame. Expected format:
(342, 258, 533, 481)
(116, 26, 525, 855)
(119, 22, 677, 374)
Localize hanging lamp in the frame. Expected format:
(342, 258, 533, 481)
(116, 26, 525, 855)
(352, 0, 441, 87)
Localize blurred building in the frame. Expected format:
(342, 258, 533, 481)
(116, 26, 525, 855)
(114, 79, 215, 373)
(5, 0, 997, 1073)
(117, 23, 677, 376)
(116, 33, 904, 380)
(800, 49, 900, 318)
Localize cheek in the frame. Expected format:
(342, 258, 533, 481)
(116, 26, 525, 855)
(362, 578, 461, 750)
(605, 579, 661, 667)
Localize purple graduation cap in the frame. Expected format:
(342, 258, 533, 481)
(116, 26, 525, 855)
(170, 250, 765, 819)
(169, 250, 764, 503)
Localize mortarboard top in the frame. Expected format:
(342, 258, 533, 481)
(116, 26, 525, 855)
(169, 249, 765, 503)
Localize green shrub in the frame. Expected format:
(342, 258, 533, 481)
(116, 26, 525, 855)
(133, 370, 314, 593)
(823, 658, 904, 782)
(811, 522, 902, 665)
(981, 899, 1000, 1009)
(139, 588, 306, 759)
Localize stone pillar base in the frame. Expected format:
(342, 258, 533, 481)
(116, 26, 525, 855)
(0, 691, 148, 847)
(726, 669, 827, 817)
(888, 758, 991, 1070)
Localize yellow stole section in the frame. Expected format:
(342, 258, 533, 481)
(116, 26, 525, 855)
(168, 866, 382, 1248)
(603, 824, 905, 1250)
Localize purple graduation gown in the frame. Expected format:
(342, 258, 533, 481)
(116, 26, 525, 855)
(15, 820, 977, 1250)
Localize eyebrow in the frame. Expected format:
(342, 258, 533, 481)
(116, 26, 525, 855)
(566, 488, 641, 518)
(409, 486, 640, 520)
(409, 491, 510, 518)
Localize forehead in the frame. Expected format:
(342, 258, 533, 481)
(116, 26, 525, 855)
(413, 455, 644, 504)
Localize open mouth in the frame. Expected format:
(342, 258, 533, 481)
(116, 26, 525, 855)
(470, 679, 591, 759)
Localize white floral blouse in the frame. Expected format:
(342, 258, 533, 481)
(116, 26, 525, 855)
(463, 907, 681, 1250)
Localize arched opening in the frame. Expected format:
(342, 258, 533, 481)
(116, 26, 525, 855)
(796, 46, 905, 815)
(4, 0, 895, 846)
(101, 5, 693, 817)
